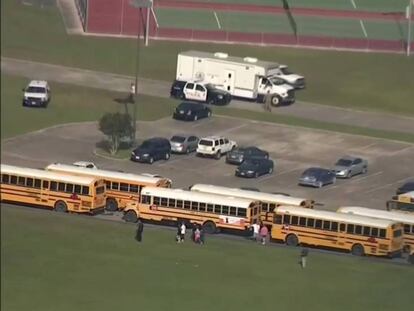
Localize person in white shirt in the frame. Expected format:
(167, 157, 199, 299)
(129, 83, 136, 103)
(251, 221, 260, 242)
(179, 222, 186, 243)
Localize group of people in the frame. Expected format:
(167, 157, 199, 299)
(250, 221, 269, 245)
(176, 222, 205, 245)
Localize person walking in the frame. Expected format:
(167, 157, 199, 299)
(129, 82, 136, 103)
(251, 221, 260, 242)
(259, 224, 269, 245)
(135, 218, 144, 243)
(300, 248, 309, 268)
(263, 88, 272, 112)
(200, 226, 205, 245)
(194, 227, 201, 244)
(179, 222, 186, 243)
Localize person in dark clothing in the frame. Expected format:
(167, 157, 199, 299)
(135, 219, 144, 242)
(300, 248, 309, 268)
(199, 226, 205, 245)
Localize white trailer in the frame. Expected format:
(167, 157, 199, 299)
(175, 51, 296, 106)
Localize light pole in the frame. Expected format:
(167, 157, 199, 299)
(130, 0, 152, 144)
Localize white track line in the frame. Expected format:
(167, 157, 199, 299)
(214, 11, 221, 29)
(359, 20, 368, 37)
(350, 0, 357, 9)
(151, 8, 159, 28)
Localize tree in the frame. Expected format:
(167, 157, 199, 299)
(99, 113, 133, 155)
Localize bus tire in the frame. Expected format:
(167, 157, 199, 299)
(54, 201, 67, 213)
(203, 221, 217, 234)
(105, 198, 118, 212)
(285, 234, 298, 246)
(124, 210, 138, 223)
(351, 244, 365, 256)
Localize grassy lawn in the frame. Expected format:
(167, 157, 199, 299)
(2, 204, 413, 311)
(1, 0, 414, 116)
(2, 74, 414, 143)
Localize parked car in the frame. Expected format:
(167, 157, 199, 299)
(299, 167, 336, 188)
(22, 80, 51, 107)
(170, 80, 187, 99)
(235, 158, 274, 178)
(171, 80, 231, 105)
(130, 137, 171, 164)
(170, 135, 199, 154)
(226, 146, 269, 165)
(173, 102, 212, 121)
(333, 156, 368, 178)
(72, 161, 98, 169)
(196, 136, 237, 159)
(396, 180, 414, 195)
(239, 187, 261, 192)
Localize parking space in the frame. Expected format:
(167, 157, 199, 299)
(2, 116, 413, 211)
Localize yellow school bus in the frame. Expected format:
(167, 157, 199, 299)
(190, 184, 314, 226)
(1, 164, 106, 214)
(46, 163, 171, 211)
(271, 205, 403, 257)
(337, 206, 414, 253)
(387, 191, 414, 213)
(124, 186, 261, 234)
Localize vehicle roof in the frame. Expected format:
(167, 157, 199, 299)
(141, 137, 169, 143)
(190, 184, 312, 207)
(178, 102, 203, 107)
(142, 186, 259, 208)
(28, 80, 48, 87)
(199, 136, 227, 140)
(180, 50, 279, 70)
(45, 163, 169, 184)
(399, 191, 414, 198)
(304, 167, 328, 172)
(337, 206, 414, 224)
(400, 181, 414, 186)
(276, 205, 397, 228)
(337, 155, 361, 161)
(2, 164, 98, 185)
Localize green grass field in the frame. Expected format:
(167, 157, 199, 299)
(1, 205, 413, 311)
(2, 0, 414, 116)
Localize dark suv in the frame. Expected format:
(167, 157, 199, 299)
(226, 146, 269, 165)
(130, 138, 171, 164)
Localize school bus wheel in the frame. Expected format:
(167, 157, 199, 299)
(54, 201, 68, 213)
(124, 210, 138, 223)
(202, 221, 217, 234)
(105, 198, 118, 212)
(285, 234, 298, 246)
(351, 244, 365, 256)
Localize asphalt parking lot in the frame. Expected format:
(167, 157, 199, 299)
(2, 116, 413, 210)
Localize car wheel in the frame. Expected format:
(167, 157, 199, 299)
(332, 177, 336, 184)
(186, 147, 190, 154)
(351, 244, 365, 256)
(214, 151, 221, 160)
(165, 153, 170, 160)
(268, 167, 273, 174)
(149, 157, 154, 164)
(124, 210, 138, 223)
(193, 115, 198, 121)
(54, 201, 68, 213)
(346, 171, 352, 178)
(207, 111, 212, 117)
(271, 96, 281, 107)
(286, 234, 299, 246)
(362, 167, 368, 174)
(255, 172, 259, 178)
(317, 181, 323, 188)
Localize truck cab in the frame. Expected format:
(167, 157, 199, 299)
(182, 81, 231, 106)
(258, 76, 295, 106)
(271, 65, 305, 89)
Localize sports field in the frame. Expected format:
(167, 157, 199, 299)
(2, 205, 413, 311)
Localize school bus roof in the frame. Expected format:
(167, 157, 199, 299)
(190, 184, 312, 206)
(1, 164, 99, 185)
(141, 186, 259, 208)
(337, 206, 414, 224)
(276, 205, 397, 229)
(45, 163, 170, 185)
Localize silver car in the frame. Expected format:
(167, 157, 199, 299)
(333, 156, 368, 178)
(170, 135, 199, 154)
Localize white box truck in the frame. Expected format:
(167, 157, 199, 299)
(175, 51, 298, 106)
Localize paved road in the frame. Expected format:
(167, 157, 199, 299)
(2, 57, 414, 134)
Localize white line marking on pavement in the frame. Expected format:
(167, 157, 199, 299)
(359, 20, 368, 37)
(364, 176, 414, 194)
(218, 124, 248, 134)
(214, 11, 221, 29)
(275, 167, 304, 176)
(352, 171, 383, 183)
(350, 0, 357, 9)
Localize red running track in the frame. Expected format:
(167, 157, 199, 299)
(154, 0, 407, 21)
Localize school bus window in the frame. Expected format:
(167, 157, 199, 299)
(355, 225, 362, 235)
(229, 206, 237, 216)
(176, 200, 183, 208)
(57, 182, 64, 192)
(17, 177, 25, 186)
(404, 224, 410, 233)
(315, 219, 322, 229)
(50, 181, 58, 191)
(153, 196, 160, 205)
(82, 186, 89, 195)
(26, 178, 34, 187)
(322, 220, 330, 230)
(10, 175, 17, 184)
(199, 202, 206, 212)
(291, 216, 298, 225)
(2, 174, 9, 183)
(119, 183, 129, 192)
(275, 214, 282, 224)
(182, 200, 189, 209)
(393, 229, 402, 237)
(299, 217, 306, 226)
(160, 197, 168, 207)
(363, 226, 370, 235)
(168, 198, 176, 207)
(141, 195, 151, 204)
(372, 227, 378, 237)
(111, 182, 119, 190)
(74, 184, 81, 194)
(66, 184, 74, 193)
(347, 224, 354, 234)
(222, 205, 229, 215)
(380, 229, 386, 238)
(96, 186, 105, 195)
(307, 218, 315, 227)
(283, 215, 290, 224)
(262, 202, 269, 212)
(214, 205, 222, 214)
(130, 184, 139, 193)
(269, 203, 276, 212)
(331, 222, 338, 231)
(339, 223, 346, 231)
(105, 181, 111, 189)
(238, 208, 246, 217)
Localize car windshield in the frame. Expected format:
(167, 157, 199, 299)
(280, 67, 293, 75)
(336, 159, 353, 166)
(171, 136, 186, 143)
(26, 86, 46, 93)
(199, 140, 213, 146)
(140, 141, 153, 148)
(304, 168, 321, 176)
(205, 84, 216, 91)
(268, 77, 285, 85)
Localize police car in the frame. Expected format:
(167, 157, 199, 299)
(22, 80, 51, 107)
